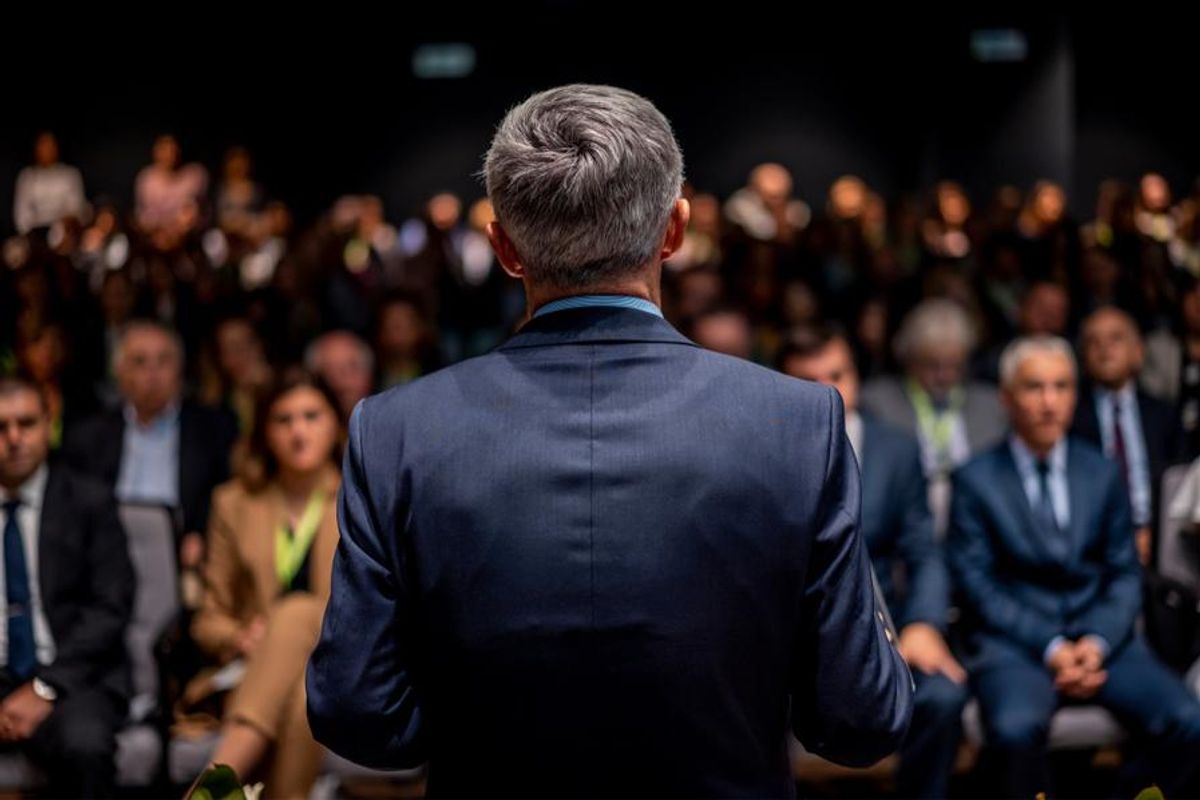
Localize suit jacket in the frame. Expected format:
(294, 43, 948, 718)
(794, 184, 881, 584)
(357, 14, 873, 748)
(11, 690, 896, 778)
(946, 438, 1141, 669)
(34, 462, 135, 701)
(62, 400, 237, 537)
(190, 466, 340, 659)
(1069, 381, 1185, 530)
(307, 306, 912, 798)
(859, 414, 949, 630)
(859, 376, 1008, 458)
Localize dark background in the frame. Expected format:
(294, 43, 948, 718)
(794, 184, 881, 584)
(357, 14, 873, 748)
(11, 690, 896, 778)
(2, 8, 1195, 229)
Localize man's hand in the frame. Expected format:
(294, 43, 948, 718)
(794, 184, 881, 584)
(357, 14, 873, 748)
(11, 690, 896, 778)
(0, 683, 53, 742)
(898, 622, 967, 684)
(1047, 640, 1107, 700)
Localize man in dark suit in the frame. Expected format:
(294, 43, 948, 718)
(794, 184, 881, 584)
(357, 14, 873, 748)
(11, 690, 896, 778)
(307, 84, 912, 797)
(947, 335, 1200, 797)
(63, 320, 236, 568)
(0, 375, 135, 797)
(781, 327, 966, 799)
(1071, 306, 1185, 563)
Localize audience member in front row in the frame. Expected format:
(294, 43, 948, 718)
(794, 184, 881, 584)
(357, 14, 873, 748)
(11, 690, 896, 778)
(947, 336, 1200, 798)
(1071, 307, 1184, 563)
(0, 375, 134, 798)
(63, 321, 237, 571)
(191, 370, 342, 799)
(781, 328, 966, 799)
(861, 298, 1007, 534)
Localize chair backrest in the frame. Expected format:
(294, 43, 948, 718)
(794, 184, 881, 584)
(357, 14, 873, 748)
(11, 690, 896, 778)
(119, 503, 180, 717)
(1158, 463, 1200, 590)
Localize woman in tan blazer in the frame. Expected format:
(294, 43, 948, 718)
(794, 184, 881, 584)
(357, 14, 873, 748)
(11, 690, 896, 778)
(191, 369, 343, 799)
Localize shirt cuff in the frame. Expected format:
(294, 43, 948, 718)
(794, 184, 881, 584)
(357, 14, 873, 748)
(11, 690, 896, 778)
(1043, 635, 1067, 666)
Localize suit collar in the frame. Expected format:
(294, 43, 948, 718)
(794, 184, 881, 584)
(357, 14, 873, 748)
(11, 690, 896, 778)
(499, 306, 697, 351)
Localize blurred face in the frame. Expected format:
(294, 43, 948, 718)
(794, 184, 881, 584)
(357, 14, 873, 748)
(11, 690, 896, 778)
(315, 336, 373, 416)
(265, 386, 339, 476)
(909, 342, 966, 402)
(34, 133, 58, 167)
(830, 176, 867, 220)
(1141, 173, 1170, 212)
(216, 321, 263, 384)
(1081, 310, 1143, 389)
(782, 338, 860, 413)
(1003, 351, 1076, 454)
(224, 149, 250, 180)
(152, 136, 180, 170)
(693, 312, 752, 360)
(1020, 285, 1069, 336)
(378, 304, 423, 355)
(937, 185, 970, 226)
(429, 193, 462, 231)
(20, 330, 64, 383)
(750, 163, 792, 207)
(117, 328, 182, 419)
(0, 388, 50, 490)
(1034, 184, 1065, 224)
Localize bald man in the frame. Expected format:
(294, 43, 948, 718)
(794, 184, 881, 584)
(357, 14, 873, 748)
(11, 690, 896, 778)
(1071, 307, 1185, 563)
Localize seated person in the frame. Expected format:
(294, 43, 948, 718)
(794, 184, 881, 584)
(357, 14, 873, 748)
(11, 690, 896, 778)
(947, 335, 1200, 797)
(781, 327, 966, 799)
(189, 370, 342, 799)
(0, 375, 134, 798)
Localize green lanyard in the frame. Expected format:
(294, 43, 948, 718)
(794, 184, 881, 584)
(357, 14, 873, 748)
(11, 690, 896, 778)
(906, 379, 964, 467)
(275, 490, 325, 589)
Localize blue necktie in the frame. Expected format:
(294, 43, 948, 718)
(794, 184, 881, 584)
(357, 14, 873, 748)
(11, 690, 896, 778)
(3, 499, 36, 679)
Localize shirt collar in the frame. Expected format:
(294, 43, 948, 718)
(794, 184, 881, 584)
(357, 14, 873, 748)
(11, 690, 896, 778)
(3, 463, 48, 512)
(123, 399, 182, 432)
(1096, 381, 1137, 408)
(532, 294, 664, 320)
(1009, 434, 1067, 475)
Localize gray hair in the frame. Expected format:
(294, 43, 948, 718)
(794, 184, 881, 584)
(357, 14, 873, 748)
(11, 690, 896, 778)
(483, 84, 684, 289)
(112, 319, 185, 375)
(998, 335, 1077, 387)
(893, 298, 976, 365)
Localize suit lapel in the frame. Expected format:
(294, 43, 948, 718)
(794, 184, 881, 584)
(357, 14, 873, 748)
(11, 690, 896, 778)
(37, 467, 69, 599)
(995, 446, 1058, 562)
(178, 405, 198, 528)
(1063, 441, 1090, 564)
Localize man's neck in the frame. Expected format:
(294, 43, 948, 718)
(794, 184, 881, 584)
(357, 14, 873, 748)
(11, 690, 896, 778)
(523, 267, 661, 319)
(1095, 378, 1134, 395)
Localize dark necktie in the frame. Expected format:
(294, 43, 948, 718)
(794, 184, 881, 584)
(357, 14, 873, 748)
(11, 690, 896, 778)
(3, 499, 37, 679)
(1034, 459, 1066, 559)
(1110, 396, 1131, 493)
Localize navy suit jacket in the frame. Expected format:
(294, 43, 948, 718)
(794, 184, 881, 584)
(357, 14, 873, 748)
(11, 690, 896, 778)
(1069, 381, 1185, 531)
(946, 437, 1141, 669)
(859, 414, 949, 630)
(307, 306, 912, 797)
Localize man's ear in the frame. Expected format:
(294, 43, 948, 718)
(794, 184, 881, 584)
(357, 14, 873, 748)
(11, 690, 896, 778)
(660, 198, 690, 261)
(487, 221, 525, 279)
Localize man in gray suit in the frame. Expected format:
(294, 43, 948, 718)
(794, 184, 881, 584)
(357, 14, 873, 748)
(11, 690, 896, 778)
(861, 298, 1007, 533)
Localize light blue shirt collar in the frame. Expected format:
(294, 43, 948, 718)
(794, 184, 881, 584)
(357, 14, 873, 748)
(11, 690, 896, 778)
(1008, 434, 1070, 529)
(532, 294, 663, 320)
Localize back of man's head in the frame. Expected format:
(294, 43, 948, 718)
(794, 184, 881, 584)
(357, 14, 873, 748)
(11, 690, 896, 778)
(484, 84, 684, 290)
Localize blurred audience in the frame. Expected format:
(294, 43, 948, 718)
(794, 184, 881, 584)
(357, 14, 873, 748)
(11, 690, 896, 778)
(13, 132, 86, 235)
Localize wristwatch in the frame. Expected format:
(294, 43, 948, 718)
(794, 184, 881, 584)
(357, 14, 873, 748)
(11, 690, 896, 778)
(31, 678, 57, 702)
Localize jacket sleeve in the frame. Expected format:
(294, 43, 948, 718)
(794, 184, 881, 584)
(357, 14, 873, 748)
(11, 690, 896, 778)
(790, 387, 914, 766)
(307, 400, 424, 769)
